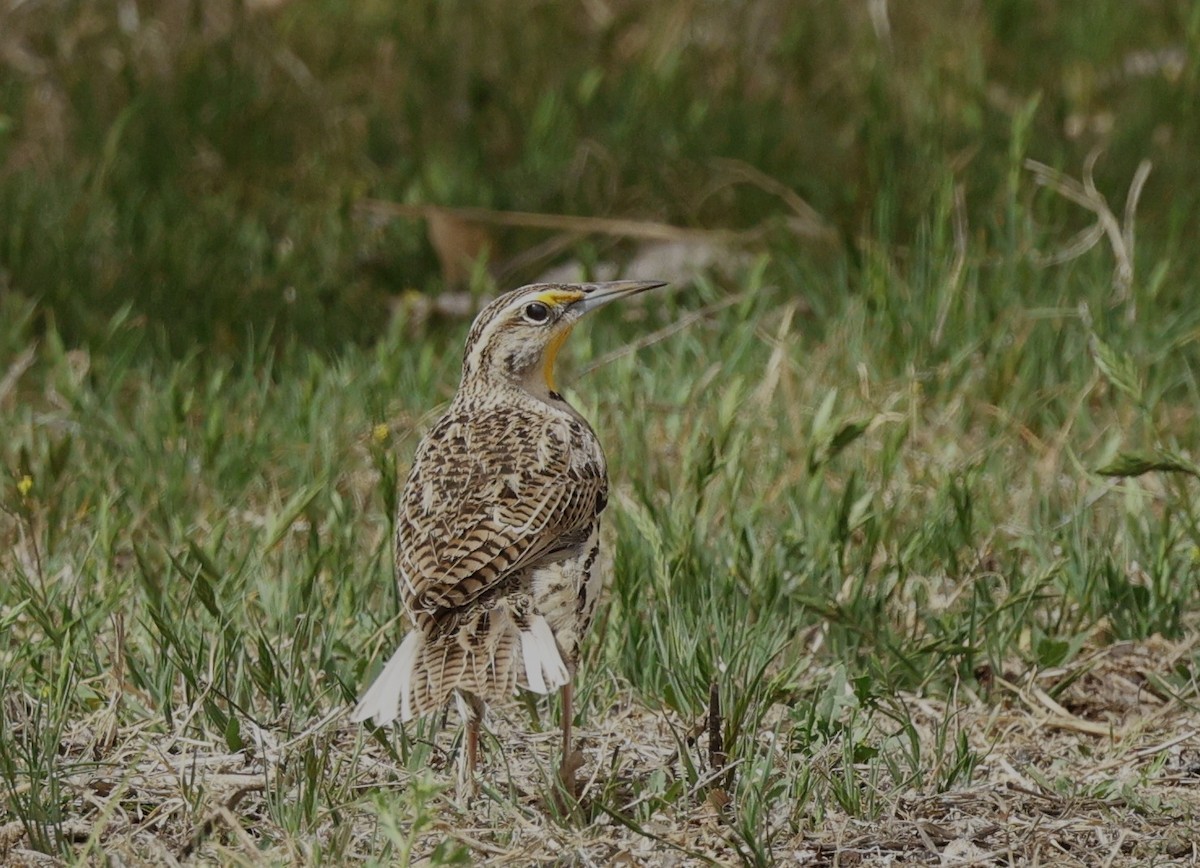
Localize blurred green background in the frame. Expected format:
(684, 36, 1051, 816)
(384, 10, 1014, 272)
(2, 0, 1196, 353)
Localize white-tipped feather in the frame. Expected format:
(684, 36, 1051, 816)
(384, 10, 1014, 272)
(351, 630, 423, 725)
(519, 615, 570, 695)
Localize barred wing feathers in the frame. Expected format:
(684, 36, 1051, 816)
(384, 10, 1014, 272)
(396, 404, 604, 618)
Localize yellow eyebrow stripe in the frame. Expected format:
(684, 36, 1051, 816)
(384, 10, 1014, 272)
(535, 288, 586, 307)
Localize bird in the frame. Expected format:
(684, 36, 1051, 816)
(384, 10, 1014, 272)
(352, 279, 667, 794)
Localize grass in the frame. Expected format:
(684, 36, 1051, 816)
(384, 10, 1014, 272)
(3, 1, 1200, 865)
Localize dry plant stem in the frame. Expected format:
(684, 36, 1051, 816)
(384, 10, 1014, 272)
(0, 345, 37, 405)
(357, 200, 765, 245)
(495, 232, 587, 283)
(1024, 152, 1152, 321)
(179, 783, 263, 858)
(708, 680, 726, 785)
(706, 157, 835, 239)
(580, 290, 752, 378)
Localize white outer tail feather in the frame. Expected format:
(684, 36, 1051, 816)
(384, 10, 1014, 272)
(351, 629, 423, 725)
(520, 615, 570, 694)
(351, 615, 570, 725)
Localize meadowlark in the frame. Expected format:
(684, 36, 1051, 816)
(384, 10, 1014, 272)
(352, 279, 666, 792)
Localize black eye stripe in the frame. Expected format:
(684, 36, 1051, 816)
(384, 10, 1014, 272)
(524, 302, 550, 323)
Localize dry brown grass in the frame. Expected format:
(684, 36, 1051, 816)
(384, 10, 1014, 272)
(2, 632, 1196, 866)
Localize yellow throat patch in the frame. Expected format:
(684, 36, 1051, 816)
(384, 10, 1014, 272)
(531, 288, 585, 393)
(543, 324, 575, 393)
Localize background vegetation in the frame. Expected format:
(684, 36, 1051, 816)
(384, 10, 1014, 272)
(1, 1, 1198, 864)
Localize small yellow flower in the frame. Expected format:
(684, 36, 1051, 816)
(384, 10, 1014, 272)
(17, 475, 32, 497)
(372, 423, 390, 444)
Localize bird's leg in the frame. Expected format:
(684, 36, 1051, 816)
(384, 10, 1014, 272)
(466, 715, 480, 776)
(561, 681, 572, 761)
(557, 681, 584, 797)
(455, 691, 485, 800)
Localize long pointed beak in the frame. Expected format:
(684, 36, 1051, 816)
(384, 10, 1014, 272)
(574, 280, 668, 314)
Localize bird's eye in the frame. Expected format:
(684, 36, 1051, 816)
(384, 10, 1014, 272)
(523, 302, 551, 323)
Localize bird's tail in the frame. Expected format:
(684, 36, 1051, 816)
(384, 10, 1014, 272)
(351, 609, 570, 726)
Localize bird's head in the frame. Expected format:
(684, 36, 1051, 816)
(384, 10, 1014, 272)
(459, 280, 666, 396)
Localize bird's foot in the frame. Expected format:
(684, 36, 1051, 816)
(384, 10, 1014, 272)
(557, 748, 585, 800)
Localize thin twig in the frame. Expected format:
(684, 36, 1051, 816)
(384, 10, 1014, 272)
(1089, 729, 1199, 776)
(579, 290, 752, 378)
(357, 200, 759, 245)
(708, 681, 725, 783)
